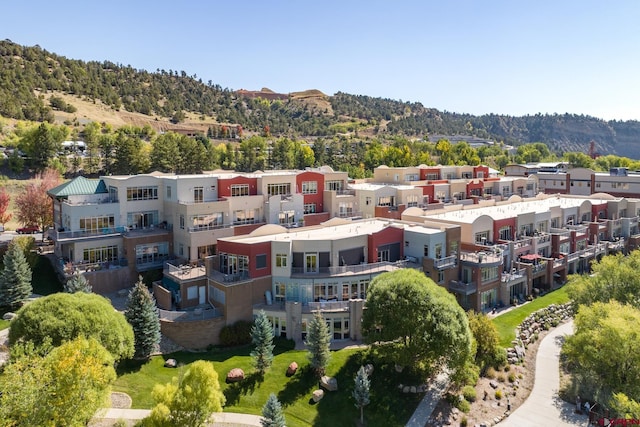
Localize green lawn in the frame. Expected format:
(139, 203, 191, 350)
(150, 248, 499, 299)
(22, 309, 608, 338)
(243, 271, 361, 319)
(492, 286, 570, 347)
(114, 340, 422, 427)
(0, 319, 8, 331)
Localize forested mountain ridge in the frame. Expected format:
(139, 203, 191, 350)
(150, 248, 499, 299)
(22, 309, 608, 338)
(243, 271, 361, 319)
(2, 39, 640, 158)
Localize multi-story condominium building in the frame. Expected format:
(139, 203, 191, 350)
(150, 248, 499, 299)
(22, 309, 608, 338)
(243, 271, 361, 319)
(47, 167, 351, 292)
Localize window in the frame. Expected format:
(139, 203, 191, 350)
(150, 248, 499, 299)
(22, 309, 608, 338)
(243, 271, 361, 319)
(126, 186, 158, 201)
(502, 186, 511, 196)
(435, 191, 446, 201)
(438, 270, 445, 283)
(481, 266, 499, 282)
(219, 253, 249, 275)
(179, 214, 185, 229)
(475, 230, 490, 244)
(338, 202, 353, 217)
(83, 245, 118, 263)
(365, 197, 372, 206)
(325, 180, 343, 191)
(435, 243, 443, 259)
(596, 182, 601, 189)
(450, 240, 458, 255)
(484, 188, 493, 195)
(79, 215, 115, 232)
(135, 242, 169, 266)
(274, 282, 286, 302)
(191, 213, 223, 230)
(405, 173, 419, 181)
(378, 196, 395, 207)
(461, 172, 472, 179)
(424, 245, 429, 257)
(305, 253, 318, 273)
(166, 186, 172, 199)
(127, 211, 158, 229)
(179, 243, 184, 256)
(405, 241, 409, 247)
(499, 226, 512, 241)
(187, 286, 198, 300)
(551, 217, 560, 228)
(197, 244, 216, 259)
(278, 210, 295, 225)
(234, 209, 256, 224)
(267, 183, 291, 196)
(275, 253, 287, 267)
(377, 248, 389, 262)
(526, 183, 534, 191)
(302, 181, 317, 194)
(407, 194, 418, 207)
(304, 203, 316, 214)
(193, 186, 203, 203)
(256, 254, 267, 269)
(426, 173, 438, 180)
(231, 184, 249, 197)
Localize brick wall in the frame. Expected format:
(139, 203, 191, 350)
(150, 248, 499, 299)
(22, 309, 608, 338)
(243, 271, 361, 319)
(160, 317, 226, 349)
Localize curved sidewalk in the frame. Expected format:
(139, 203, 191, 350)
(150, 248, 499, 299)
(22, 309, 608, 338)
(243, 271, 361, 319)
(95, 408, 262, 426)
(499, 320, 588, 427)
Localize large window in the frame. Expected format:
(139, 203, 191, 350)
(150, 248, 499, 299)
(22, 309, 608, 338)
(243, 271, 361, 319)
(267, 183, 291, 196)
(274, 282, 286, 302)
(481, 266, 499, 282)
(234, 209, 256, 225)
(325, 180, 343, 191)
(377, 196, 395, 207)
(305, 253, 318, 273)
(219, 253, 249, 275)
(499, 226, 512, 241)
(83, 245, 118, 263)
(135, 242, 169, 266)
(304, 203, 316, 214)
(79, 215, 115, 232)
(126, 186, 158, 201)
(197, 244, 216, 259)
(338, 202, 353, 217)
(276, 253, 287, 267)
(278, 210, 295, 225)
(193, 186, 203, 203)
(191, 213, 223, 230)
(302, 181, 317, 194)
(127, 211, 158, 229)
(407, 195, 418, 207)
(475, 230, 490, 244)
(231, 184, 249, 197)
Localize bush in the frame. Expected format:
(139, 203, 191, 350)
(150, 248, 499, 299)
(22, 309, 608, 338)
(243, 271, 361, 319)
(456, 398, 471, 413)
(485, 367, 497, 379)
(219, 320, 252, 347)
(462, 385, 477, 402)
(460, 416, 468, 427)
(495, 389, 503, 400)
(497, 373, 506, 382)
(508, 372, 516, 383)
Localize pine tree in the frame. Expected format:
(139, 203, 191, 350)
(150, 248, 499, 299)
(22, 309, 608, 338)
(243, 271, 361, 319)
(124, 276, 161, 359)
(261, 393, 286, 427)
(305, 310, 331, 378)
(0, 241, 32, 310)
(250, 310, 275, 375)
(64, 272, 92, 293)
(352, 366, 371, 424)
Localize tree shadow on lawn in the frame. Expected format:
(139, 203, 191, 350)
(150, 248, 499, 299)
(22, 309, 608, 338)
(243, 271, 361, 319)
(312, 349, 424, 427)
(224, 371, 263, 406)
(277, 364, 317, 407)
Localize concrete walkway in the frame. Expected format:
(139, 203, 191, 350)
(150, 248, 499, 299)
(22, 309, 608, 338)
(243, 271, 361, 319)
(95, 408, 263, 426)
(405, 370, 449, 427)
(499, 320, 589, 427)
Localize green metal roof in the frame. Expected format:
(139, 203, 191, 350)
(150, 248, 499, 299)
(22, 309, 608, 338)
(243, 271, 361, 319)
(48, 176, 107, 197)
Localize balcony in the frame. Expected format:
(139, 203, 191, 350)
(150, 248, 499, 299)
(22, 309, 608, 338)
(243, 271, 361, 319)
(460, 251, 501, 265)
(164, 262, 206, 281)
(335, 189, 356, 196)
(58, 257, 127, 277)
(208, 269, 251, 285)
(550, 228, 571, 239)
(63, 197, 118, 206)
(305, 301, 349, 313)
(433, 255, 458, 269)
(291, 260, 407, 278)
(512, 237, 533, 249)
(188, 223, 228, 233)
(53, 226, 126, 241)
(567, 225, 588, 237)
(607, 238, 625, 252)
(177, 197, 227, 205)
(335, 211, 363, 219)
(449, 280, 477, 295)
(501, 268, 526, 283)
(535, 233, 551, 245)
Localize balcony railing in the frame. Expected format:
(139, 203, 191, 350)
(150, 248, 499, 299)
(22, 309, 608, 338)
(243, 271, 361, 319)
(460, 251, 501, 264)
(433, 255, 457, 269)
(553, 258, 564, 268)
(335, 211, 363, 218)
(550, 228, 571, 239)
(208, 269, 251, 284)
(449, 280, 477, 295)
(607, 238, 625, 251)
(158, 307, 222, 321)
(335, 189, 356, 196)
(63, 197, 119, 206)
(306, 301, 349, 312)
(501, 268, 526, 283)
(54, 226, 127, 240)
(177, 197, 227, 205)
(291, 260, 407, 277)
(58, 257, 127, 276)
(188, 223, 228, 233)
(535, 233, 551, 245)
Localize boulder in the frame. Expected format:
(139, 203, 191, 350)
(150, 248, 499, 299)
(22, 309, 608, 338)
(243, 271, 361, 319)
(489, 380, 499, 389)
(164, 358, 178, 368)
(363, 363, 374, 376)
(320, 375, 338, 391)
(403, 386, 411, 393)
(226, 368, 245, 383)
(410, 385, 417, 393)
(2, 312, 15, 321)
(286, 362, 298, 376)
(312, 389, 324, 403)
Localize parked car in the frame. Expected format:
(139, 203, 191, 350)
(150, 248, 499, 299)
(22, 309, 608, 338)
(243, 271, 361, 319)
(16, 226, 39, 234)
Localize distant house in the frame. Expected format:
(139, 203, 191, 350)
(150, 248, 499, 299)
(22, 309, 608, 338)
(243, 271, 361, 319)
(61, 140, 86, 153)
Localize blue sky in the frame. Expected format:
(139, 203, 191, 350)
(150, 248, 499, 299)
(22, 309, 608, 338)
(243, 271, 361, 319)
(4, 1, 640, 120)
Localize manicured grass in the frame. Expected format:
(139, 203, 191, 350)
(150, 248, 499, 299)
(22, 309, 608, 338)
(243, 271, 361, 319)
(492, 286, 570, 348)
(113, 340, 422, 427)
